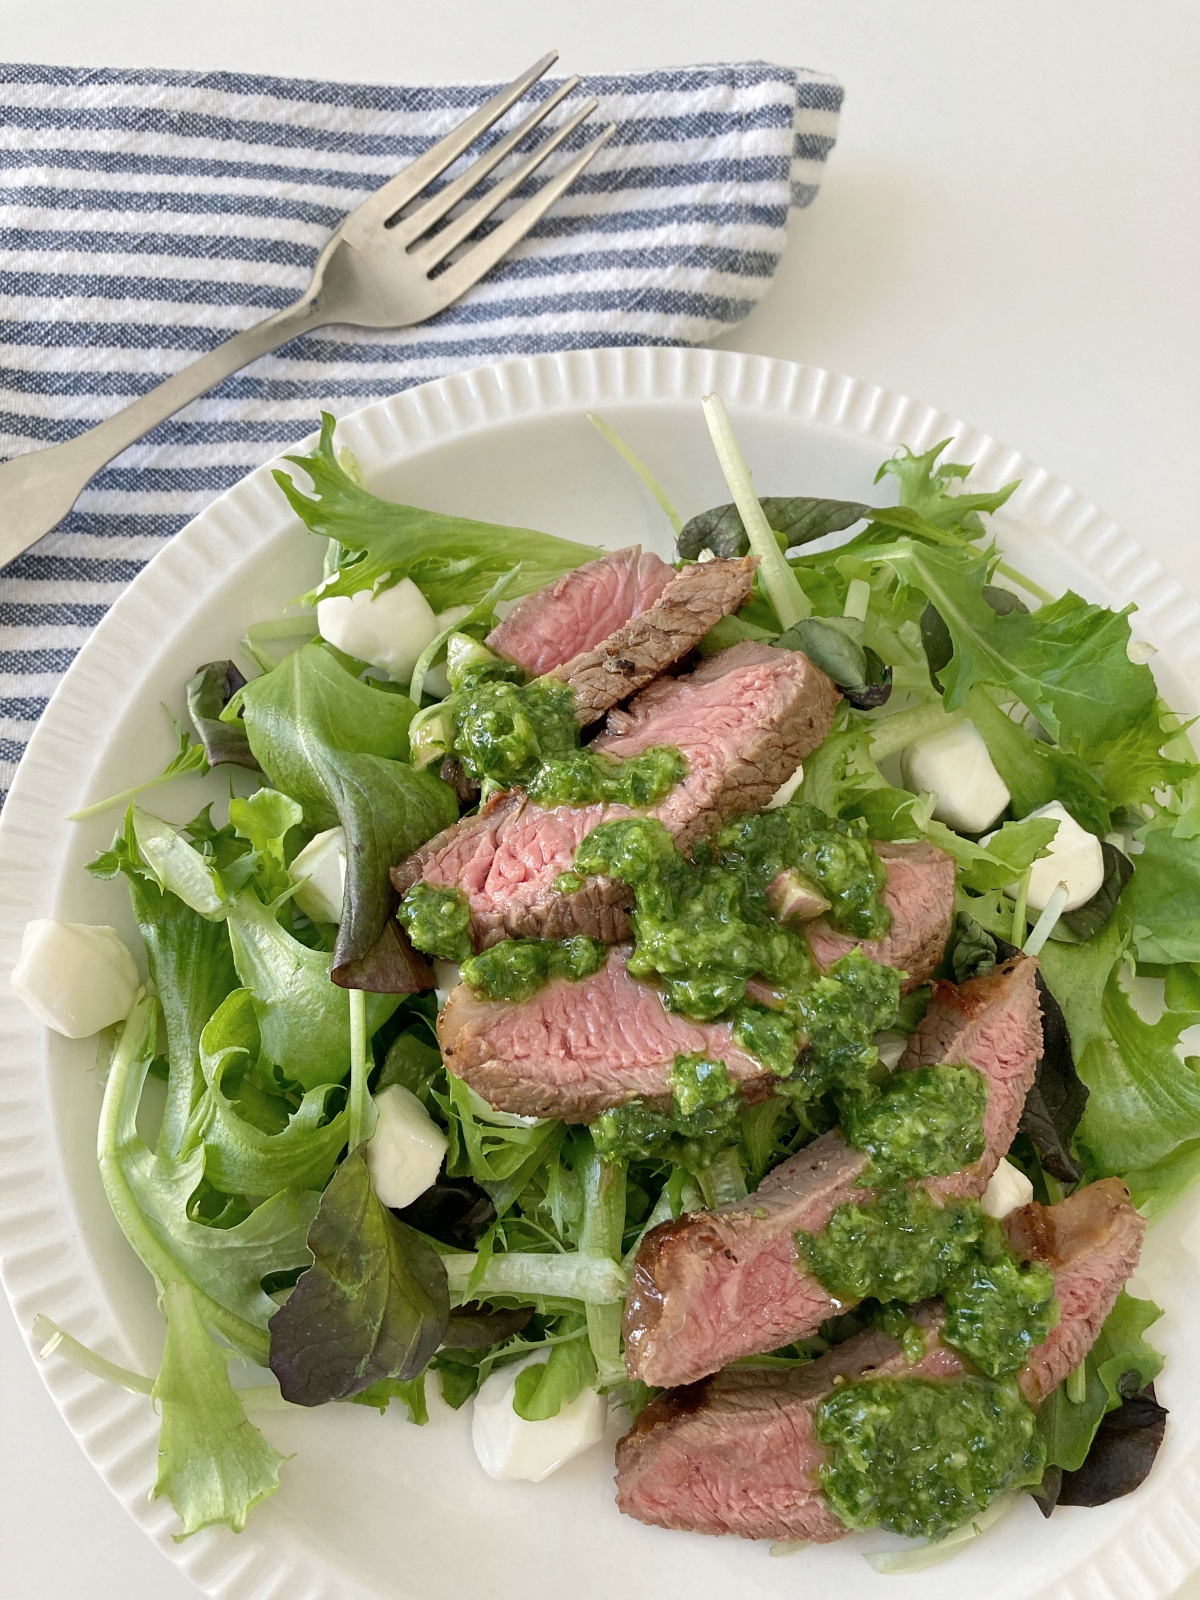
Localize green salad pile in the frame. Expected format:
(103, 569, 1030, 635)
(44, 404, 1198, 1547)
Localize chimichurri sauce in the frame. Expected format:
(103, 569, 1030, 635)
(460, 934, 609, 1004)
(591, 1054, 739, 1167)
(397, 881, 473, 962)
(842, 1061, 988, 1183)
(441, 660, 685, 807)
(816, 1374, 1046, 1541)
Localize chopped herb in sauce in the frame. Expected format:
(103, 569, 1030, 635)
(591, 1053, 740, 1167)
(396, 881, 473, 962)
(842, 1061, 988, 1183)
(942, 1252, 1058, 1378)
(460, 934, 608, 1004)
(527, 745, 686, 809)
(801, 1186, 984, 1304)
(816, 1374, 1045, 1541)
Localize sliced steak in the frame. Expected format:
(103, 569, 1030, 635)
(806, 839, 956, 992)
(547, 557, 757, 724)
(622, 956, 1044, 1388)
(591, 639, 840, 849)
(485, 545, 674, 676)
(392, 641, 839, 947)
(616, 1180, 1143, 1541)
(437, 945, 773, 1122)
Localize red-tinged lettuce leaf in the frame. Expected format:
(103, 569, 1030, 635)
(1037, 1292, 1164, 1473)
(268, 1147, 449, 1406)
(186, 660, 260, 772)
(1053, 1384, 1167, 1508)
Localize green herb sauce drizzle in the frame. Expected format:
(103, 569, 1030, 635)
(460, 935, 609, 1005)
(591, 1054, 740, 1168)
(397, 882, 473, 962)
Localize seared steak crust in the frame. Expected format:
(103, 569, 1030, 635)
(485, 545, 674, 676)
(806, 839, 956, 992)
(616, 1181, 1144, 1542)
(622, 957, 1045, 1388)
(437, 945, 774, 1122)
(548, 557, 758, 724)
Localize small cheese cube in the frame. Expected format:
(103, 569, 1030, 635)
(993, 800, 1105, 913)
(289, 827, 347, 924)
(900, 719, 1010, 834)
(471, 1352, 607, 1482)
(364, 1084, 448, 1209)
(766, 762, 804, 810)
(12, 919, 139, 1039)
(981, 1157, 1035, 1219)
(316, 576, 439, 682)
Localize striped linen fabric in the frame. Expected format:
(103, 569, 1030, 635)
(0, 58, 843, 803)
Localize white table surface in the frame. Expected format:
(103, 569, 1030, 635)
(0, 1, 1197, 1595)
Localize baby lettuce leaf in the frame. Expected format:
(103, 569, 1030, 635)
(268, 1146, 449, 1406)
(966, 687, 1112, 837)
(276, 413, 598, 612)
(512, 1331, 597, 1421)
(1061, 842, 1134, 941)
(236, 644, 457, 982)
(224, 888, 399, 1090)
(186, 660, 260, 772)
(90, 812, 240, 1162)
(678, 497, 872, 560)
(1122, 823, 1200, 966)
(876, 439, 1018, 535)
(195, 989, 349, 1195)
(152, 1279, 285, 1537)
(1039, 919, 1200, 1175)
(99, 993, 319, 1365)
(228, 788, 303, 906)
(1037, 1292, 1164, 1473)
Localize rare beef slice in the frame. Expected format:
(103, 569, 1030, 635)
(616, 1179, 1144, 1542)
(807, 839, 956, 993)
(622, 956, 1044, 1389)
(393, 641, 840, 948)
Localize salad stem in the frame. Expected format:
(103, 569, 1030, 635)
(1023, 882, 1069, 958)
(868, 703, 965, 763)
(588, 413, 683, 535)
(994, 560, 1054, 607)
(1066, 1361, 1088, 1404)
(701, 394, 811, 629)
(346, 986, 375, 1152)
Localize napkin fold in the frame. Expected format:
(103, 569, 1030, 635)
(0, 59, 842, 801)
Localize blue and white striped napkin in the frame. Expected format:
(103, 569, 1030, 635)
(0, 59, 842, 802)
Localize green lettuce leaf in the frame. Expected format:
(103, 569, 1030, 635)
(876, 439, 1018, 535)
(152, 1279, 285, 1537)
(1037, 1292, 1163, 1471)
(966, 687, 1113, 837)
(1038, 920, 1200, 1175)
(267, 1146, 449, 1406)
(237, 644, 457, 977)
(195, 989, 349, 1195)
(512, 1332, 597, 1420)
(275, 413, 598, 612)
(1122, 824, 1200, 965)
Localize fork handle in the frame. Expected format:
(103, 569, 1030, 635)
(0, 293, 329, 568)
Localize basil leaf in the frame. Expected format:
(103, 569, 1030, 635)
(268, 1146, 449, 1406)
(186, 660, 260, 772)
(677, 496, 872, 560)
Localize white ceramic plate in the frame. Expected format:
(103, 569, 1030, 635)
(3, 347, 1200, 1600)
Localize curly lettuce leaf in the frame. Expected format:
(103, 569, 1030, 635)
(876, 438, 1018, 535)
(512, 1331, 597, 1420)
(236, 644, 456, 979)
(966, 687, 1113, 837)
(276, 413, 598, 611)
(268, 1146, 449, 1406)
(1122, 824, 1200, 966)
(153, 1280, 285, 1537)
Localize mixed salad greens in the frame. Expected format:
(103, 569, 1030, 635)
(37, 400, 1200, 1553)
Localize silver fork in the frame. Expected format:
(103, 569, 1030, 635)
(0, 52, 613, 564)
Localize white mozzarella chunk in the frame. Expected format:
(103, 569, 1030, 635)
(981, 1157, 1035, 1219)
(991, 800, 1104, 913)
(289, 827, 347, 924)
(11, 919, 139, 1039)
(364, 1085, 448, 1209)
(899, 719, 1010, 833)
(424, 605, 475, 699)
(316, 576, 439, 681)
(873, 1031, 908, 1071)
(766, 762, 804, 810)
(471, 1352, 607, 1482)
(432, 959, 461, 1011)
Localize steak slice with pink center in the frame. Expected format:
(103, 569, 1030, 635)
(437, 945, 772, 1122)
(485, 545, 674, 676)
(392, 641, 840, 948)
(546, 557, 758, 724)
(622, 955, 1044, 1388)
(616, 1179, 1144, 1542)
(805, 839, 956, 992)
